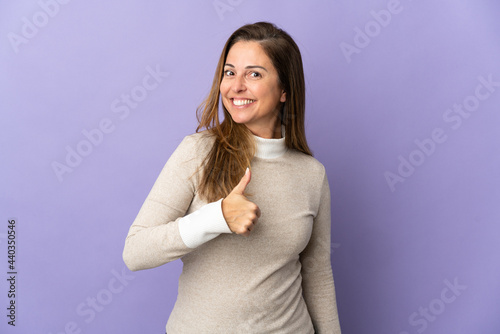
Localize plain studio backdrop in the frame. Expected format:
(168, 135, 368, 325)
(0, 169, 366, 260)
(1, 1, 499, 333)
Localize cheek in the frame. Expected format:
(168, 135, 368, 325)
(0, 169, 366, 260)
(219, 88, 231, 109)
(254, 83, 275, 99)
(222, 98, 231, 110)
(219, 83, 231, 107)
(220, 80, 230, 96)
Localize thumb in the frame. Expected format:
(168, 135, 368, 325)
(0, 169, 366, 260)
(231, 167, 251, 195)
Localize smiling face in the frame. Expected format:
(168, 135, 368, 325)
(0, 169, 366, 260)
(220, 41, 286, 139)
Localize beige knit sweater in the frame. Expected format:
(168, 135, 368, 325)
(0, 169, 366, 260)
(123, 129, 341, 333)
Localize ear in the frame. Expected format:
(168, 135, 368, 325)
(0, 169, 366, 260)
(280, 90, 286, 103)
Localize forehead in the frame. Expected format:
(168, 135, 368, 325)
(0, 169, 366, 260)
(225, 41, 272, 67)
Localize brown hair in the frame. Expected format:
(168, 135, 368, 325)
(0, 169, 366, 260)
(195, 21, 312, 203)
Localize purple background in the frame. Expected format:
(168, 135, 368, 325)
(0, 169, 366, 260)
(1, 1, 499, 333)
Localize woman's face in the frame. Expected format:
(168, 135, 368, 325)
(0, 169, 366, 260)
(220, 41, 286, 138)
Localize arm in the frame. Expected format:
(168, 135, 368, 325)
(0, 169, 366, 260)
(300, 171, 342, 334)
(122, 135, 232, 271)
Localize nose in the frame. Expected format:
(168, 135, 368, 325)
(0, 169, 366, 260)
(231, 74, 246, 93)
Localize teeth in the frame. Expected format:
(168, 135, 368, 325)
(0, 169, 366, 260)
(233, 99, 254, 106)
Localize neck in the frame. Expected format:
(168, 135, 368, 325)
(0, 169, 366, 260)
(246, 119, 282, 139)
(252, 125, 286, 159)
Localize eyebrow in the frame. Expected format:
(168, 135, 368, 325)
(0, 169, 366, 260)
(224, 63, 268, 72)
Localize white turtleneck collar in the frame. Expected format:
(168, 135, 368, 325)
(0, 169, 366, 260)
(252, 124, 287, 159)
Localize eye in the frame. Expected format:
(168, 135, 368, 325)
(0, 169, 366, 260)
(249, 71, 261, 78)
(224, 70, 234, 76)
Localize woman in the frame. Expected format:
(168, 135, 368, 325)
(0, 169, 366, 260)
(123, 22, 341, 333)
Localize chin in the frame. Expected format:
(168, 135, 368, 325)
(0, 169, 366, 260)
(227, 111, 248, 124)
(229, 116, 249, 125)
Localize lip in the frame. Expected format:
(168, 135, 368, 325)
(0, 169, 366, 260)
(230, 98, 256, 107)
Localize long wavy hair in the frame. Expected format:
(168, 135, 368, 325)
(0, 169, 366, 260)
(196, 21, 312, 203)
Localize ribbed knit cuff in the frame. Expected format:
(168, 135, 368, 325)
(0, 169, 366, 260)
(178, 198, 232, 248)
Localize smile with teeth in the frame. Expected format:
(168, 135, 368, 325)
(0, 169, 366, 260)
(232, 98, 255, 106)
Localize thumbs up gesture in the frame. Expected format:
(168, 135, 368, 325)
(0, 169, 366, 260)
(221, 168, 261, 236)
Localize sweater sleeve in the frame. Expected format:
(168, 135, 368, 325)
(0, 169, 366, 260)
(300, 170, 342, 334)
(122, 134, 232, 272)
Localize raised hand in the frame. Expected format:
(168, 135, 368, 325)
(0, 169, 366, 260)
(221, 168, 261, 236)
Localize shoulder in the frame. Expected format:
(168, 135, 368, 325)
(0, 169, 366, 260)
(286, 149, 327, 180)
(175, 130, 216, 155)
(166, 130, 215, 169)
(285, 149, 330, 211)
(180, 129, 215, 145)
